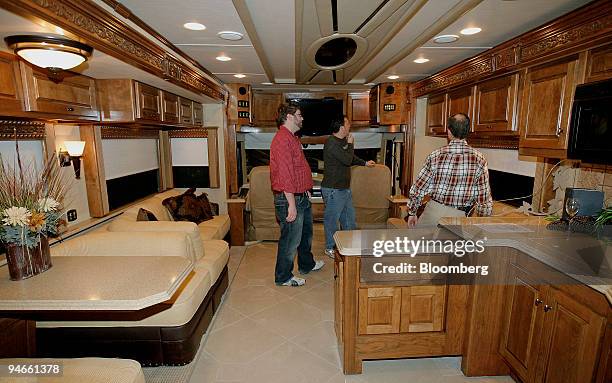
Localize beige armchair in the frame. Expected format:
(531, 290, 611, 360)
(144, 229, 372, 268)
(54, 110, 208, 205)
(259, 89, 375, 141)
(350, 164, 391, 228)
(246, 166, 280, 241)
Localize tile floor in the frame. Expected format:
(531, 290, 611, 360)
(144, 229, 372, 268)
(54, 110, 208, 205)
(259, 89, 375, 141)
(189, 224, 515, 383)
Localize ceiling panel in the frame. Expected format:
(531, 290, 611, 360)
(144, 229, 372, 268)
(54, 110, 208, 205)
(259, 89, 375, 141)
(337, 0, 387, 33)
(180, 45, 265, 75)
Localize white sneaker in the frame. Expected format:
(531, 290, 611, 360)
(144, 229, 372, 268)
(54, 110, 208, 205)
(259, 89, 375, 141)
(324, 249, 335, 259)
(312, 260, 325, 271)
(281, 276, 305, 287)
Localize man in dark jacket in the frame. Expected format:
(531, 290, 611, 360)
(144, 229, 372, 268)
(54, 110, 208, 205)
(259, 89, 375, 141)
(321, 116, 375, 258)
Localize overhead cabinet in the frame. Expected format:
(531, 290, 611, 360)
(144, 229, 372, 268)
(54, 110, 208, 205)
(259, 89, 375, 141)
(473, 74, 518, 133)
(426, 93, 447, 137)
(251, 92, 282, 126)
(0, 52, 23, 115)
(161, 90, 179, 123)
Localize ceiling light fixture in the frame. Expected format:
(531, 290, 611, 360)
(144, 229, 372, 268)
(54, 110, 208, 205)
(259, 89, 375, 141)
(216, 55, 231, 61)
(234, 74, 246, 78)
(387, 75, 399, 80)
(413, 58, 430, 64)
(217, 31, 244, 41)
(4, 35, 93, 78)
(261, 82, 273, 85)
(365, 82, 376, 86)
(433, 34, 459, 44)
(183, 22, 206, 31)
(460, 27, 482, 35)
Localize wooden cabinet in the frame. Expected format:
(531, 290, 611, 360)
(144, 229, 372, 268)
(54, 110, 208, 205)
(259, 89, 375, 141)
(586, 43, 612, 83)
(368, 83, 408, 125)
(134, 81, 161, 122)
(0, 318, 36, 358)
(447, 86, 474, 129)
(161, 91, 179, 123)
(347, 92, 369, 125)
(334, 254, 344, 345)
(518, 57, 579, 155)
(0, 52, 23, 115)
(358, 287, 401, 335)
(20, 62, 99, 120)
(426, 93, 447, 136)
(500, 263, 606, 383)
(179, 97, 193, 125)
(252, 92, 282, 126)
(474, 74, 518, 133)
(193, 102, 203, 126)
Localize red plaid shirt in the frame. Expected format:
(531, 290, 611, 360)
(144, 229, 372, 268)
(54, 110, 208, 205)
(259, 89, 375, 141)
(408, 139, 492, 216)
(270, 126, 313, 193)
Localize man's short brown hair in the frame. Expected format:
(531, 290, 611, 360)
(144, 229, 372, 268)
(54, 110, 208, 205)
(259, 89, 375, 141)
(276, 102, 300, 127)
(447, 113, 470, 139)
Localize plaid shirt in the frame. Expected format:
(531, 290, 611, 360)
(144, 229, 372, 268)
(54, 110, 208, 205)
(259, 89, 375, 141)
(408, 139, 492, 216)
(270, 126, 313, 193)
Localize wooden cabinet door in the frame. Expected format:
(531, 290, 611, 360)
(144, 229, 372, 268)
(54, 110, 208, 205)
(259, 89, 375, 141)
(161, 91, 179, 123)
(586, 43, 612, 83)
(192, 102, 203, 126)
(179, 98, 194, 125)
(0, 318, 36, 357)
(400, 285, 446, 333)
(369, 86, 379, 123)
(334, 256, 344, 344)
(518, 58, 578, 151)
(358, 287, 401, 335)
(252, 93, 282, 126)
(348, 93, 369, 125)
(135, 81, 161, 121)
(447, 87, 474, 130)
(0, 53, 23, 115)
(20, 62, 99, 119)
(535, 287, 606, 383)
(474, 75, 518, 132)
(426, 93, 447, 136)
(499, 263, 546, 383)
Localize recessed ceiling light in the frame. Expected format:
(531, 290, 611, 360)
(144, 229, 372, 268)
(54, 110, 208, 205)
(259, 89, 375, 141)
(261, 82, 273, 85)
(216, 55, 231, 61)
(234, 74, 246, 78)
(217, 31, 244, 41)
(387, 75, 399, 80)
(183, 22, 206, 31)
(365, 82, 376, 86)
(460, 27, 482, 35)
(413, 58, 429, 64)
(433, 34, 459, 44)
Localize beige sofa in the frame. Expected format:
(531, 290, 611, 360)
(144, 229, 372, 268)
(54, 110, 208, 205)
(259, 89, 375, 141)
(37, 191, 232, 366)
(1, 358, 144, 383)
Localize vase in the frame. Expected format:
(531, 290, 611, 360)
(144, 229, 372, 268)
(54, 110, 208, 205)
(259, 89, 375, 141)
(5, 236, 52, 281)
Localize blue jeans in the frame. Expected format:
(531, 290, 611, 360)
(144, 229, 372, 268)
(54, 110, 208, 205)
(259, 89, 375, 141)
(274, 193, 316, 284)
(321, 187, 357, 250)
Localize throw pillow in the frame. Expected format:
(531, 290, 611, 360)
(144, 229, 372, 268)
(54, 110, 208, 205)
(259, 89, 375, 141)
(162, 188, 213, 224)
(137, 208, 158, 221)
(196, 192, 216, 217)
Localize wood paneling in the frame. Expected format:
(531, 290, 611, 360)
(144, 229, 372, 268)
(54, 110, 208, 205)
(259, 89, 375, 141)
(518, 57, 578, 154)
(135, 81, 162, 122)
(0, 52, 23, 115)
(192, 102, 203, 126)
(377, 83, 408, 125)
(179, 97, 193, 125)
(207, 128, 220, 188)
(400, 285, 445, 333)
(19, 62, 99, 120)
(80, 125, 109, 217)
(334, 254, 344, 346)
(426, 93, 447, 136)
(348, 93, 369, 126)
(474, 74, 518, 132)
(161, 91, 179, 123)
(358, 287, 401, 335)
(0, 318, 36, 358)
(252, 92, 282, 126)
(227, 199, 245, 246)
(227, 84, 251, 125)
(586, 43, 612, 83)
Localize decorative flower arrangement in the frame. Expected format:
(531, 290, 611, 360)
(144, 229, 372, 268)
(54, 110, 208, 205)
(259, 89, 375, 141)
(0, 142, 68, 280)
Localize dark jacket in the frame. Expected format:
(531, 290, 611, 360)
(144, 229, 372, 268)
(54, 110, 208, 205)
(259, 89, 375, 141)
(321, 135, 366, 189)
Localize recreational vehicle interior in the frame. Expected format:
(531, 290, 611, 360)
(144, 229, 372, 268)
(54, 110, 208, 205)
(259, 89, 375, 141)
(0, 1, 611, 382)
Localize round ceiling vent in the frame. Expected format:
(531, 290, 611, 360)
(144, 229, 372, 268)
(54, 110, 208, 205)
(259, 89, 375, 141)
(306, 34, 367, 70)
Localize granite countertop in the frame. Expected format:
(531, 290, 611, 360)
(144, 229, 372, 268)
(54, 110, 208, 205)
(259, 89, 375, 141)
(334, 216, 612, 304)
(0, 256, 193, 311)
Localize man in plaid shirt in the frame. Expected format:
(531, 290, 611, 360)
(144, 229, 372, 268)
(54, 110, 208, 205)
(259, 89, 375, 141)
(407, 113, 492, 228)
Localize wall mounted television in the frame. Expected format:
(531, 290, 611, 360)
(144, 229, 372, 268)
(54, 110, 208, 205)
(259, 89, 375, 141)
(291, 98, 344, 136)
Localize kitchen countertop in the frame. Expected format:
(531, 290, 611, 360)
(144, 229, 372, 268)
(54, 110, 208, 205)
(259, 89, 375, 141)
(333, 216, 612, 304)
(0, 256, 193, 311)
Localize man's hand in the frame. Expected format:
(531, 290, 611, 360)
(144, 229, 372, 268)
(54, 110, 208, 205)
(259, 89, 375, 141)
(347, 133, 354, 144)
(407, 215, 418, 228)
(365, 160, 375, 167)
(286, 203, 297, 222)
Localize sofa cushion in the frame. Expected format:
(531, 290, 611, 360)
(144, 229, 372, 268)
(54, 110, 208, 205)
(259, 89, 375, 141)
(38, 269, 212, 328)
(2, 358, 144, 383)
(197, 240, 229, 284)
(162, 188, 213, 224)
(197, 215, 231, 240)
(136, 208, 158, 221)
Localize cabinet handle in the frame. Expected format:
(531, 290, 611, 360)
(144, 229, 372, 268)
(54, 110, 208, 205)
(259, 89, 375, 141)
(556, 126, 564, 137)
(535, 298, 542, 306)
(66, 107, 74, 112)
(334, 275, 338, 280)
(544, 305, 553, 312)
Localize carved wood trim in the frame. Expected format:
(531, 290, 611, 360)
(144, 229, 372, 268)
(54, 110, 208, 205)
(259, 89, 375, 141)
(168, 129, 209, 139)
(100, 127, 160, 139)
(0, 120, 46, 140)
(0, 0, 227, 101)
(412, 0, 612, 97)
(467, 135, 519, 150)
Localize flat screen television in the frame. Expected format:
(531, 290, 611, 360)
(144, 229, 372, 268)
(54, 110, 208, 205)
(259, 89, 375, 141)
(293, 98, 344, 136)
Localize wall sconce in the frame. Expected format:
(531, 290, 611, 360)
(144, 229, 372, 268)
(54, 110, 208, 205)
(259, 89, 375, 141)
(59, 141, 85, 179)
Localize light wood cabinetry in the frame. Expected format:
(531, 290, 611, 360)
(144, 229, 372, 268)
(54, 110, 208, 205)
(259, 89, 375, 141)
(192, 102, 203, 126)
(20, 62, 99, 120)
(368, 82, 409, 125)
(474, 74, 518, 133)
(518, 57, 579, 156)
(134, 81, 161, 122)
(447, 86, 474, 128)
(347, 92, 369, 126)
(0, 52, 23, 115)
(334, 254, 344, 345)
(252, 92, 282, 126)
(358, 287, 401, 335)
(161, 91, 179, 123)
(400, 285, 446, 333)
(586, 43, 612, 83)
(179, 97, 193, 125)
(426, 93, 447, 136)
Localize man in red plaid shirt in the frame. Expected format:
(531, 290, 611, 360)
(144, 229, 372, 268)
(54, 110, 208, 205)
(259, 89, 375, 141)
(407, 113, 492, 228)
(270, 103, 324, 286)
